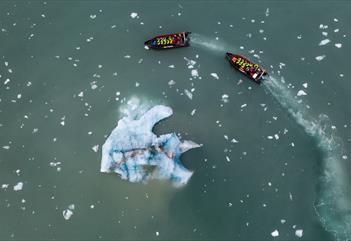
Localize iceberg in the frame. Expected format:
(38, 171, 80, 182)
(100, 105, 200, 187)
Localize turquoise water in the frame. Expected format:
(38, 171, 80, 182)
(0, 1, 350, 240)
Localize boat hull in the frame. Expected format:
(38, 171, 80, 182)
(144, 32, 191, 50)
(226, 52, 267, 84)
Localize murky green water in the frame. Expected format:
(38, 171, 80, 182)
(1, 1, 350, 240)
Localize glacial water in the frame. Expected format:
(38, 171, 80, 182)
(0, 1, 350, 241)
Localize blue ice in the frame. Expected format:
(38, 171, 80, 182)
(100, 105, 200, 187)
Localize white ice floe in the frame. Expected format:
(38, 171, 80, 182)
(297, 90, 307, 96)
(13, 182, 23, 191)
(130, 12, 138, 19)
(315, 55, 326, 61)
(168, 65, 175, 68)
(295, 229, 303, 238)
(335, 43, 342, 48)
(210, 73, 219, 79)
(271, 230, 279, 237)
(319, 39, 330, 46)
(100, 105, 201, 187)
(63, 204, 75, 220)
(303, 83, 308, 88)
(231, 138, 238, 143)
(92, 145, 99, 152)
(184, 89, 193, 100)
(221, 94, 229, 103)
(319, 24, 328, 29)
(191, 69, 199, 78)
(190, 109, 196, 116)
(168, 80, 176, 86)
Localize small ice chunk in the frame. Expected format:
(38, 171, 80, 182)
(63, 209, 73, 220)
(315, 55, 326, 61)
(271, 230, 279, 237)
(231, 138, 238, 143)
(335, 43, 342, 48)
(225, 156, 231, 162)
(267, 136, 273, 140)
(130, 12, 138, 19)
(319, 39, 330, 46)
(302, 83, 308, 88)
(190, 109, 196, 116)
(241, 103, 247, 108)
(3, 146, 10, 150)
(78, 91, 84, 97)
(191, 69, 199, 78)
(90, 14, 96, 19)
(184, 89, 193, 100)
(295, 229, 303, 238)
(13, 182, 23, 191)
(168, 80, 176, 86)
(210, 73, 219, 79)
(168, 65, 175, 68)
(92, 145, 99, 152)
(274, 134, 279, 140)
(221, 94, 229, 103)
(63, 204, 75, 220)
(297, 90, 307, 96)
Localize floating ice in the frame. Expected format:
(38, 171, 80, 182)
(191, 69, 199, 78)
(130, 12, 138, 19)
(335, 43, 342, 48)
(100, 105, 200, 187)
(295, 229, 303, 238)
(315, 55, 326, 61)
(13, 182, 23, 191)
(63, 204, 75, 220)
(271, 230, 279, 237)
(210, 73, 219, 79)
(319, 39, 330, 46)
(184, 89, 193, 100)
(297, 90, 307, 96)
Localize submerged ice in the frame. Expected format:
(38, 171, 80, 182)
(100, 105, 200, 187)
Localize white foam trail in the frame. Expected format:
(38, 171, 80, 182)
(191, 32, 351, 239)
(263, 76, 351, 241)
(191, 33, 229, 53)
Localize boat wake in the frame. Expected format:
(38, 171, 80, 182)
(191, 33, 229, 54)
(263, 76, 351, 241)
(189, 33, 350, 240)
